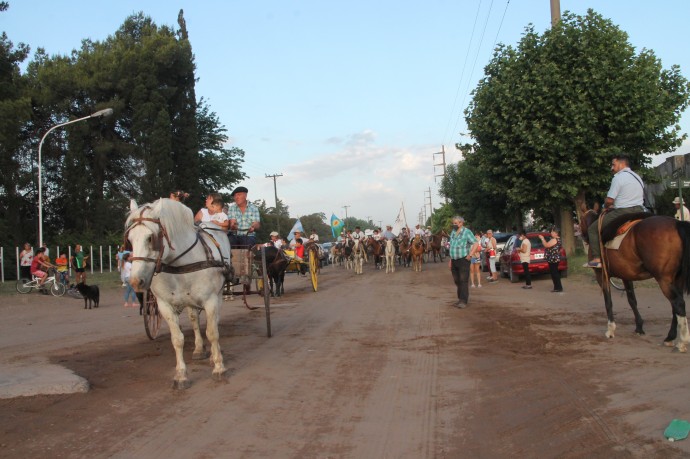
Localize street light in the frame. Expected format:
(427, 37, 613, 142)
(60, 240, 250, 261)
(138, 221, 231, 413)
(37, 107, 114, 246)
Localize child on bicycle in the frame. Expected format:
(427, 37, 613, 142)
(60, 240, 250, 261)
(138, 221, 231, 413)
(30, 247, 55, 289)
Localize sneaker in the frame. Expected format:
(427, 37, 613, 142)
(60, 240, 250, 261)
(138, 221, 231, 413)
(124, 303, 129, 308)
(470, 284, 476, 288)
(583, 261, 602, 268)
(489, 279, 498, 283)
(477, 284, 482, 288)
(522, 285, 532, 289)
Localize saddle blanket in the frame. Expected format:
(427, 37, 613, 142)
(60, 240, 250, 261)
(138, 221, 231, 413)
(604, 220, 641, 251)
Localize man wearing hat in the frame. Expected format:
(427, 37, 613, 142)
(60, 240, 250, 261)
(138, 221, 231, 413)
(227, 186, 261, 248)
(674, 197, 690, 222)
(266, 231, 283, 249)
(289, 230, 303, 249)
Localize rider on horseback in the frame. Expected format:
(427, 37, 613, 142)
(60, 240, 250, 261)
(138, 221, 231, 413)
(586, 154, 646, 268)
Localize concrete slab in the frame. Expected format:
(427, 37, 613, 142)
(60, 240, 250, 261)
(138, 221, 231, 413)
(0, 358, 89, 399)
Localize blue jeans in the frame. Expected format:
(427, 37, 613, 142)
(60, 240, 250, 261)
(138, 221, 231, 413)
(229, 234, 257, 249)
(124, 278, 137, 303)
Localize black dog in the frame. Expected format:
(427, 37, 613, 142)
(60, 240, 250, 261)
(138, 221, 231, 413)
(75, 282, 100, 309)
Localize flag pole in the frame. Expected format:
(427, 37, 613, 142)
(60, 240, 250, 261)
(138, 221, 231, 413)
(401, 201, 408, 229)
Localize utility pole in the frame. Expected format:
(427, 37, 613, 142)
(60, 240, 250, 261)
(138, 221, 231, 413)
(378, 220, 382, 230)
(433, 145, 448, 204)
(265, 173, 283, 232)
(424, 187, 433, 227)
(343, 205, 350, 224)
(550, 0, 560, 26)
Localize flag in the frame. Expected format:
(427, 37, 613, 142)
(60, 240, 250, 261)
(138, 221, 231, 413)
(391, 205, 406, 237)
(287, 219, 305, 241)
(331, 214, 344, 238)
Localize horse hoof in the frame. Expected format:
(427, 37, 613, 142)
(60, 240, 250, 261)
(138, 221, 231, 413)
(172, 379, 191, 390)
(605, 331, 614, 339)
(192, 351, 209, 360)
(212, 371, 226, 382)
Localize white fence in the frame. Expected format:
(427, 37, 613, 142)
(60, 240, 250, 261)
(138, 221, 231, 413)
(1, 245, 119, 282)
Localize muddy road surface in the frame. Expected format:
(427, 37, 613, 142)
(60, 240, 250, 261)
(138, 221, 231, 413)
(1, 261, 688, 458)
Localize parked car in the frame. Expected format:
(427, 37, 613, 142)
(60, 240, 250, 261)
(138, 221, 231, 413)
(498, 232, 568, 283)
(483, 232, 515, 272)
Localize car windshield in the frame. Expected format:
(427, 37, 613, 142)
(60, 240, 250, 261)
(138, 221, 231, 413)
(494, 233, 513, 244)
(529, 236, 545, 249)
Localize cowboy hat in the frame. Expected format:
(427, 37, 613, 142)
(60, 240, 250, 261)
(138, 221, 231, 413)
(673, 197, 684, 204)
(269, 231, 279, 237)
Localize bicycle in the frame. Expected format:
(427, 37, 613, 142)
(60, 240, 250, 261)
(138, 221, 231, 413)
(16, 268, 67, 297)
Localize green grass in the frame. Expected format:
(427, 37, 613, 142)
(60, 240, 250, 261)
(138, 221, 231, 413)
(0, 270, 124, 296)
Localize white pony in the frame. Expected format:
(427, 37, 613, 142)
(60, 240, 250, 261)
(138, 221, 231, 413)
(385, 239, 396, 273)
(353, 238, 365, 275)
(125, 198, 232, 389)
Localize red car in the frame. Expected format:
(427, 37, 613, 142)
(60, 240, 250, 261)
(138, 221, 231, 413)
(498, 232, 568, 283)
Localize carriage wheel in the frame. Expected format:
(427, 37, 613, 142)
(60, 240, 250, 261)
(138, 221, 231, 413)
(260, 246, 272, 338)
(143, 289, 162, 340)
(309, 254, 318, 292)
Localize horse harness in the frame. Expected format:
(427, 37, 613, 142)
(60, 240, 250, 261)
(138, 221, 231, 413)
(125, 205, 230, 276)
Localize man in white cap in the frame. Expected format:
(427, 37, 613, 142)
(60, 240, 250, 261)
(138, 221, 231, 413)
(266, 231, 283, 249)
(673, 197, 690, 222)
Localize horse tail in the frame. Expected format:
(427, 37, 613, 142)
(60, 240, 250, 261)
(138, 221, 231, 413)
(676, 220, 690, 294)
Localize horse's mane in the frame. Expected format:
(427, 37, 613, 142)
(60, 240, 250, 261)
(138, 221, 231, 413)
(126, 198, 195, 243)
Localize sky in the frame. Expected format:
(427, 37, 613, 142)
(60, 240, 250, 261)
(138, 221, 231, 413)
(3, 1, 690, 228)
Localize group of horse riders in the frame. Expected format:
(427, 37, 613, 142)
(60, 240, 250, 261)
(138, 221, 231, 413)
(331, 223, 447, 269)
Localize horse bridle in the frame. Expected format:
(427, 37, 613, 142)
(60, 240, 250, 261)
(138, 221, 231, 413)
(124, 205, 227, 276)
(124, 205, 174, 274)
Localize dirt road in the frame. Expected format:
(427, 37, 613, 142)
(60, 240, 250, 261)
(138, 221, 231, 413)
(1, 261, 688, 458)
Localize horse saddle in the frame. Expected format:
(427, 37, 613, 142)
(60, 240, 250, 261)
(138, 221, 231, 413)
(602, 212, 651, 250)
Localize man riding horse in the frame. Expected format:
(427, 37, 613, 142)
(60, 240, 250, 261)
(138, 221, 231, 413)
(585, 154, 646, 269)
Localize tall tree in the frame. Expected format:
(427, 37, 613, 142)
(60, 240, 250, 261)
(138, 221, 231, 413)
(462, 9, 690, 253)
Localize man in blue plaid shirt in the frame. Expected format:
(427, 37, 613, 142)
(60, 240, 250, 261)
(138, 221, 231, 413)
(227, 186, 261, 248)
(448, 216, 478, 308)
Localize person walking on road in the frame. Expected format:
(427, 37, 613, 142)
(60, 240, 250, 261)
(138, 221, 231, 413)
(448, 216, 477, 309)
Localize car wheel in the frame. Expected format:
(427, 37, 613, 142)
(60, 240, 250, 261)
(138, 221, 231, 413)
(509, 265, 520, 283)
(500, 262, 508, 278)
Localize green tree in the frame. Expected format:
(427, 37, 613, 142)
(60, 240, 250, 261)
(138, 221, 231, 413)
(462, 9, 690, 254)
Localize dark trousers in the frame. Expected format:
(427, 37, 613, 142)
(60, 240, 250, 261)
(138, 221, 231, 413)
(549, 262, 563, 291)
(521, 262, 531, 286)
(20, 266, 31, 280)
(229, 234, 257, 249)
(451, 258, 471, 304)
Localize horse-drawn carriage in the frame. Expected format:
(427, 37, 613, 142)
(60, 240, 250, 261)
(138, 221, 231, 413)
(282, 241, 320, 292)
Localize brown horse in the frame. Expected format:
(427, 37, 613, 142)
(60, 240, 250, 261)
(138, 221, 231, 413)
(398, 235, 411, 267)
(366, 238, 385, 269)
(410, 235, 425, 272)
(427, 230, 448, 262)
(581, 210, 690, 352)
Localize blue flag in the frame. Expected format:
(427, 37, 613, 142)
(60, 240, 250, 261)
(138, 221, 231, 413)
(288, 219, 305, 241)
(331, 213, 344, 238)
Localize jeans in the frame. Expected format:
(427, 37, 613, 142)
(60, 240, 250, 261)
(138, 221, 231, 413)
(451, 258, 471, 304)
(229, 234, 257, 249)
(124, 278, 137, 303)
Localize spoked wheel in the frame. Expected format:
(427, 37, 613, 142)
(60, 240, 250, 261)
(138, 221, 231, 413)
(50, 281, 66, 297)
(260, 247, 272, 338)
(309, 254, 319, 292)
(16, 278, 32, 294)
(143, 289, 162, 340)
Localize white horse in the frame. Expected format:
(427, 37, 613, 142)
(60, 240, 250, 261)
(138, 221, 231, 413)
(385, 239, 396, 273)
(353, 238, 365, 275)
(125, 198, 232, 389)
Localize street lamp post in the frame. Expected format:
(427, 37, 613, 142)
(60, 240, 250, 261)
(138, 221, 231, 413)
(37, 108, 114, 246)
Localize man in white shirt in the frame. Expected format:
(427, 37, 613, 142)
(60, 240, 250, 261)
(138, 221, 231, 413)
(351, 226, 364, 241)
(266, 231, 283, 249)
